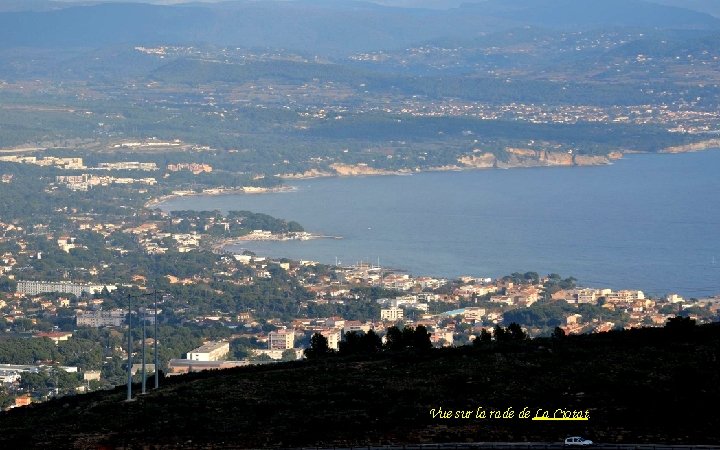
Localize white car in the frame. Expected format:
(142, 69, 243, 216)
(564, 436, 594, 446)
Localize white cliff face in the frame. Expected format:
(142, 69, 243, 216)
(279, 149, 625, 181)
(459, 149, 619, 169)
(661, 139, 720, 153)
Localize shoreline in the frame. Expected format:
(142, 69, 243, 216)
(145, 185, 297, 209)
(146, 145, 720, 209)
(154, 147, 720, 298)
(211, 233, 342, 252)
(660, 139, 720, 154)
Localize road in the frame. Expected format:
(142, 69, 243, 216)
(293, 443, 720, 450)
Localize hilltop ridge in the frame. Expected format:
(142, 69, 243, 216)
(1, 323, 718, 448)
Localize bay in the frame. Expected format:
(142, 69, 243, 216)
(159, 151, 720, 297)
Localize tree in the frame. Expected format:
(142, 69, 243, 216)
(493, 325, 508, 342)
(339, 331, 363, 355)
(552, 327, 566, 340)
(473, 328, 492, 347)
(507, 322, 527, 341)
(58, 338, 104, 370)
(281, 349, 298, 362)
(339, 330, 382, 356)
(401, 326, 416, 347)
(524, 272, 540, 284)
(480, 328, 492, 343)
(665, 315, 696, 339)
(412, 325, 432, 351)
(384, 326, 404, 351)
(0, 386, 14, 409)
(304, 332, 332, 359)
(384, 326, 433, 351)
(666, 315, 696, 330)
(362, 330, 383, 353)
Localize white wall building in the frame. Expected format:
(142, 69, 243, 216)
(77, 309, 126, 327)
(186, 341, 230, 361)
(17, 280, 116, 298)
(268, 330, 295, 350)
(380, 307, 404, 321)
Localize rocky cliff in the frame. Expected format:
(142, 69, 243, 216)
(661, 139, 720, 153)
(458, 149, 619, 169)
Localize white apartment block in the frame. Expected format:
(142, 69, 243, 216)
(76, 309, 126, 327)
(98, 162, 158, 171)
(320, 329, 341, 351)
(380, 307, 404, 321)
(186, 341, 230, 361)
(18, 280, 115, 298)
(268, 330, 295, 350)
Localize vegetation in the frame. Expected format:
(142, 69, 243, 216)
(0, 322, 717, 448)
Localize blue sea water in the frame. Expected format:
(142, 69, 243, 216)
(159, 151, 720, 297)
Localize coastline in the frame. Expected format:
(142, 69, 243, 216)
(150, 148, 720, 297)
(145, 185, 296, 209)
(146, 144, 719, 209)
(276, 150, 625, 181)
(660, 139, 720, 154)
(273, 143, 718, 181)
(211, 232, 342, 253)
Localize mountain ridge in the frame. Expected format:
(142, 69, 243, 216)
(0, 0, 718, 54)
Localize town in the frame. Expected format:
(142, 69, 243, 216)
(1, 165, 718, 408)
(2, 17, 720, 415)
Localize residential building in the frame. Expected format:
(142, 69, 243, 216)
(83, 371, 101, 382)
(98, 162, 158, 171)
(431, 330, 454, 347)
(33, 331, 73, 344)
(77, 309, 125, 327)
(186, 341, 230, 361)
(380, 307, 404, 321)
(343, 321, 371, 335)
(268, 330, 295, 350)
(17, 280, 115, 298)
(320, 328, 341, 351)
(167, 359, 251, 375)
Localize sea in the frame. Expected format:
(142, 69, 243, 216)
(158, 151, 720, 298)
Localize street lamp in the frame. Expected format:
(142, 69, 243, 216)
(126, 294, 133, 402)
(141, 305, 147, 395)
(154, 290, 160, 389)
(125, 289, 164, 402)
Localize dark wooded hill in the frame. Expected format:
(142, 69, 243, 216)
(0, 322, 718, 449)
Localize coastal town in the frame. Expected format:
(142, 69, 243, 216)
(1, 11, 720, 415)
(1, 165, 718, 409)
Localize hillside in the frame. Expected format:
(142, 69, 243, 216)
(0, 0, 718, 54)
(0, 323, 718, 448)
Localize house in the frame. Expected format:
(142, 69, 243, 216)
(431, 330, 454, 347)
(343, 321, 371, 335)
(13, 394, 31, 408)
(83, 371, 101, 382)
(33, 331, 73, 344)
(167, 359, 251, 375)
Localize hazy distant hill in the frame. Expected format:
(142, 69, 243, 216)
(373, 0, 720, 17)
(0, 0, 78, 12)
(0, 0, 718, 54)
(648, 0, 720, 17)
(458, 0, 720, 30)
(13, 0, 720, 18)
